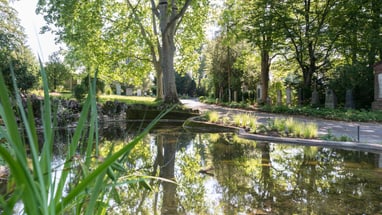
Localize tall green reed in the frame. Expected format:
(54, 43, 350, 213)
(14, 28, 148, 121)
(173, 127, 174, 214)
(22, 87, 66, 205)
(0, 61, 173, 214)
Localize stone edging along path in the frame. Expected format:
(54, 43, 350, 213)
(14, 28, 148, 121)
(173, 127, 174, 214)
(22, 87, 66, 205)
(183, 116, 382, 154)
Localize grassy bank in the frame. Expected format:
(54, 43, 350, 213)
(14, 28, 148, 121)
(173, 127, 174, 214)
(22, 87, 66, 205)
(33, 90, 158, 106)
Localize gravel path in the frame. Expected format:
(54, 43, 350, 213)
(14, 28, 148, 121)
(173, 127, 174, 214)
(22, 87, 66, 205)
(181, 99, 382, 144)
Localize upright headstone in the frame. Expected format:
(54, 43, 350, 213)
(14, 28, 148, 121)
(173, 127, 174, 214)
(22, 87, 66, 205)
(276, 90, 282, 106)
(116, 83, 121, 95)
(234, 91, 238, 102)
(345, 89, 355, 109)
(298, 88, 303, 106)
(137, 89, 142, 96)
(126, 88, 133, 96)
(372, 61, 382, 110)
(286, 87, 292, 106)
(311, 89, 319, 106)
(256, 84, 262, 102)
(266, 96, 272, 105)
(325, 89, 337, 108)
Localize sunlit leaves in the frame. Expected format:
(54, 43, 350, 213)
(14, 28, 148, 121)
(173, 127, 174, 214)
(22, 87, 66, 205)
(37, 0, 209, 99)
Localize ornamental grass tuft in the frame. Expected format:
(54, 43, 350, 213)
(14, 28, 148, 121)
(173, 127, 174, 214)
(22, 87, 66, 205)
(270, 117, 318, 139)
(205, 111, 220, 123)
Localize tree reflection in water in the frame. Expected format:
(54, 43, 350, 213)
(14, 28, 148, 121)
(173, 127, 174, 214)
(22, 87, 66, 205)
(157, 132, 178, 215)
(98, 123, 382, 214)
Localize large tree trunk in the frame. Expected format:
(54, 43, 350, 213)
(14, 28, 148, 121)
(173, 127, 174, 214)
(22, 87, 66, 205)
(157, 0, 190, 104)
(227, 46, 231, 103)
(161, 31, 179, 103)
(300, 41, 316, 103)
(260, 49, 270, 103)
(302, 67, 313, 103)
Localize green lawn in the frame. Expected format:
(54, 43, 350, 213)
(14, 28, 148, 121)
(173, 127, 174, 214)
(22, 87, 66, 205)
(98, 94, 158, 106)
(34, 90, 159, 106)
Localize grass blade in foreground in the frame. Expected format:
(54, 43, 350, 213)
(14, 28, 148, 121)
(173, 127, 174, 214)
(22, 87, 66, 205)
(0, 64, 42, 214)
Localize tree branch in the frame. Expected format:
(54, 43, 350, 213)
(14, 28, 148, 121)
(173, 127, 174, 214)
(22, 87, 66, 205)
(126, 0, 159, 64)
(150, 0, 159, 18)
(127, 54, 152, 63)
(167, 0, 192, 32)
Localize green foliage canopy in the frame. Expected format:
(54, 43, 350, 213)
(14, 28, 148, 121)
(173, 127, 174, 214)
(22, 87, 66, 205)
(0, 0, 37, 94)
(37, 0, 209, 103)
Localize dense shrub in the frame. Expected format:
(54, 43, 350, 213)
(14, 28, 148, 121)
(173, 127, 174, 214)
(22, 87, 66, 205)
(73, 84, 86, 101)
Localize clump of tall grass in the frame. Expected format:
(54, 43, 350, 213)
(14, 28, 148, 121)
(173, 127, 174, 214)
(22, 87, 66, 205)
(205, 111, 220, 123)
(0, 61, 172, 214)
(271, 118, 286, 132)
(269, 117, 318, 139)
(247, 117, 258, 132)
(232, 113, 257, 132)
(284, 117, 296, 134)
(232, 113, 249, 127)
(304, 123, 318, 139)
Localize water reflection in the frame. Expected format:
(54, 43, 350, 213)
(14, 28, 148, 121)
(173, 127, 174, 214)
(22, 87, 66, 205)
(99, 123, 382, 214)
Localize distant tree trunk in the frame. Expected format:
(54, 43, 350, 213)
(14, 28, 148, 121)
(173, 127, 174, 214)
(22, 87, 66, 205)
(260, 49, 270, 103)
(227, 46, 231, 103)
(53, 79, 57, 91)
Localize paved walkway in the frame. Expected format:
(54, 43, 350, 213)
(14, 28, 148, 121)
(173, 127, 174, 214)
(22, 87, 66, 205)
(181, 99, 382, 144)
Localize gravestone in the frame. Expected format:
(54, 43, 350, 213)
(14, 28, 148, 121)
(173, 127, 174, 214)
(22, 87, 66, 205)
(276, 90, 282, 106)
(311, 89, 319, 106)
(372, 61, 382, 110)
(256, 84, 262, 102)
(286, 87, 292, 106)
(298, 88, 303, 106)
(234, 91, 237, 102)
(345, 89, 355, 109)
(137, 89, 142, 96)
(325, 89, 337, 108)
(266, 96, 272, 105)
(116, 83, 121, 95)
(126, 88, 133, 96)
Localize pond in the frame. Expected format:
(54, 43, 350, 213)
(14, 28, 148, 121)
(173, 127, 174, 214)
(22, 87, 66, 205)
(77, 122, 382, 215)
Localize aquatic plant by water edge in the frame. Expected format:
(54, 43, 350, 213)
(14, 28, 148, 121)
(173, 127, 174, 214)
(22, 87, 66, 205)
(0, 61, 173, 214)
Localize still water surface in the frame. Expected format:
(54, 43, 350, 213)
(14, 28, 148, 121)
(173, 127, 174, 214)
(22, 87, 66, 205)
(70, 122, 382, 214)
